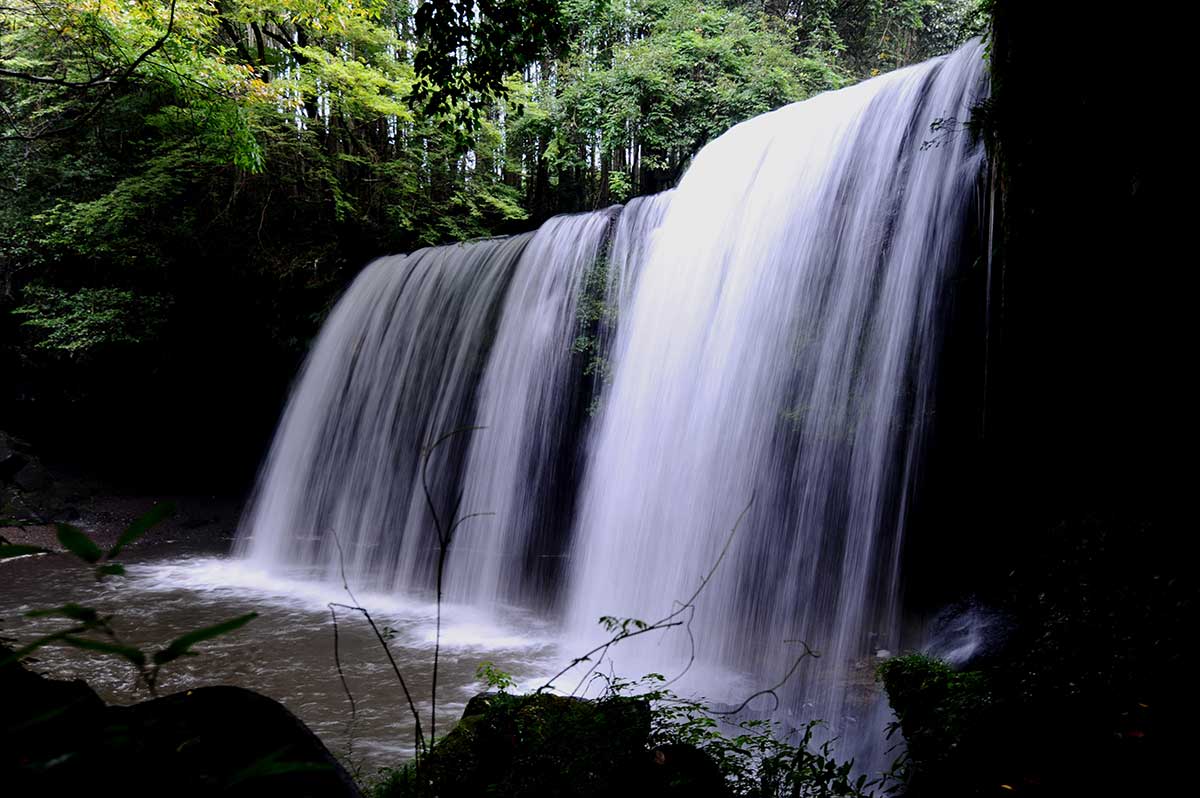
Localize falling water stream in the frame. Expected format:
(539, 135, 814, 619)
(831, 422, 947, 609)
(2, 41, 989, 772)
(565, 41, 989, 765)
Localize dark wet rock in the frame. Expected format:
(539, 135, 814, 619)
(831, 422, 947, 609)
(0, 433, 49, 493)
(13, 462, 49, 492)
(0, 431, 30, 478)
(0, 446, 20, 472)
(1, 643, 361, 797)
(651, 743, 728, 797)
(461, 689, 507, 719)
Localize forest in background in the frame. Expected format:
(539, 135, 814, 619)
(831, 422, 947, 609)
(0, 0, 982, 488)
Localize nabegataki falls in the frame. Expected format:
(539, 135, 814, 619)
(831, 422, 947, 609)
(236, 39, 990, 767)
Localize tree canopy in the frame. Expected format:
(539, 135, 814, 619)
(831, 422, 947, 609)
(0, 0, 982, 482)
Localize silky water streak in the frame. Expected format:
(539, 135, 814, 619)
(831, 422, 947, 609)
(563, 41, 989, 766)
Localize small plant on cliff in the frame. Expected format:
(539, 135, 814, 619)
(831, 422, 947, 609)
(590, 670, 877, 798)
(876, 652, 991, 788)
(476, 659, 518, 692)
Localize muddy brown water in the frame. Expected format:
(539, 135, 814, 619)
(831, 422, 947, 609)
(0, 541, 559, 775)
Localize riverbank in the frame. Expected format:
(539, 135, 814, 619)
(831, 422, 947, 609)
(1, 491, 242, 552)
(2, 430, 244, 553)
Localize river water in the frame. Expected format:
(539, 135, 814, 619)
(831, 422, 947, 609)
(0, 545, 557, 774)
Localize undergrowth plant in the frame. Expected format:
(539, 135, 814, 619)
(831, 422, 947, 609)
(0, 503, 256, 694)
(604, 672, 878, 798)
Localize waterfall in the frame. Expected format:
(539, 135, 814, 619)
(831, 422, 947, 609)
(237, 198, 672, 598)
(237, 40, 988, 766)
(235, 237, 530, 585)
(443, 209, 616, 607)
(563, 41, 988, 764)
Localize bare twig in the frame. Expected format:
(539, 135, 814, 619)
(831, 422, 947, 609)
(709, 641, 819, 716)
(328, 603, 358, 763)
(419, 425, 489, 746)
(330, 601, 426, 758)
(538, 493, 757, 695)
(330, 533, 426, 758)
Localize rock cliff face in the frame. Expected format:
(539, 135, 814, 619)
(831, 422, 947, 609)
(0, 430, 52, 520)
(1, 643, 361, 797)
(907, 1, 1190, 610)
(985, 2, 1184, 541)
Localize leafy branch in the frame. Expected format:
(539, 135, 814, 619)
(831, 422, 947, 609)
(0, 0, 179, 142)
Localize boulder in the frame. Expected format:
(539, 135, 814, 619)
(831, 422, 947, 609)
(0, 431, 28, 478)
(651, 743, 728, 797)
(12, 461, 49, 491)
(1, 643, 361, 797)
(374, 691, 727, 798)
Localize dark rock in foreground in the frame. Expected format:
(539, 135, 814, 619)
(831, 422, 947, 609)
(1, 643, 361, 797)
(372, 691, 726, 798)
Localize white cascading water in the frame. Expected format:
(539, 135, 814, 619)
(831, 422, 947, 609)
(235, 236, 530, 586)
(237, 199, 670, 597)
(237, 41, 988, 766)
(443, 209, 616, 607)
(563, 41, 988, 764)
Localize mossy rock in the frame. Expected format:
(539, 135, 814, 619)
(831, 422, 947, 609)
(374, 691, 727, 798)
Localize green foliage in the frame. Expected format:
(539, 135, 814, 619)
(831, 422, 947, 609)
(152, 612, 259, 667)
(412, 0, 564, 137)
(54, 522, 104, 563)
(13, 285, 169, 357)
(475, 660, 517, 692)
(0, 543, 49, 559)
(512, 0, 846, 209)
(768, 0, 988, 76)
(612, 673, 876, 798)
(876, 653, 990, 781)
(572, 256, 617, 413)
(109, 500, 176, 558)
